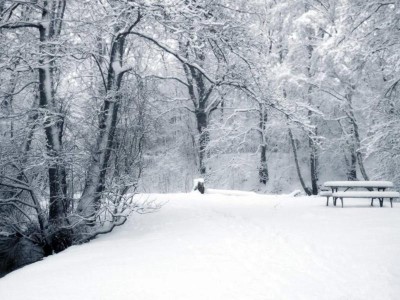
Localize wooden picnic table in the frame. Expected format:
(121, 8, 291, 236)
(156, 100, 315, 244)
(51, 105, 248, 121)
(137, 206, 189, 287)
(322, 181, 397, 207)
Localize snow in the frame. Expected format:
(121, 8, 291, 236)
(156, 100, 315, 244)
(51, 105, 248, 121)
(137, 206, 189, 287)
(1, 192, 400, 300)
(111, 61, 124, 75)
(324, 181, 394, 188)
(193, 178, 204, 185)
(206, 188, 256, 196)
(319, 190, 332, 196)
(288, 189, 302, 197)
(332, 191, 400, 198)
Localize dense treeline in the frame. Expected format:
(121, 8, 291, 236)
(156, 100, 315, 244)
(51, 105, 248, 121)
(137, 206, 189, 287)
(0, 0, 399, 275)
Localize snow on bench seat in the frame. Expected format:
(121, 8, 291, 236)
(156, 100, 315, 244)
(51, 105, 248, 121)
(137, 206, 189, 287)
(324, 181, 394, 188)
(332, 191, 400, 198)
(319, 191, 332, 196)
(331, 191, 399, 208)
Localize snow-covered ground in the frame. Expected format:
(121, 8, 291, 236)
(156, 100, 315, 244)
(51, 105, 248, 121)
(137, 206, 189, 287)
(0, 192, 399, 300)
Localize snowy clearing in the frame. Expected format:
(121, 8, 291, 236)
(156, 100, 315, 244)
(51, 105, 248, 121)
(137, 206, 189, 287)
(0, 192, 399, 300)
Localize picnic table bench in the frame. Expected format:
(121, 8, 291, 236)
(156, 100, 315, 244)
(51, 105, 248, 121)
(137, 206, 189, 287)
(320, 181, 399, 208)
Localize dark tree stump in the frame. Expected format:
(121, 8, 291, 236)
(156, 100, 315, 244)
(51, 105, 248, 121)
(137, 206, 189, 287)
(193, 179, 205, 194)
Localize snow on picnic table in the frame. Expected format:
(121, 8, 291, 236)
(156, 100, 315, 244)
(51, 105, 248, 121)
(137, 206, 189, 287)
(1, 192, 399, 300)
(324, 181, 394, 188)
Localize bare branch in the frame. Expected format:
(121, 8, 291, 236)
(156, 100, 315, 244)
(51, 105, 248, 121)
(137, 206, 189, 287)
(145, 75, 189, 87)
(0, 81, 37, 98)
(0, 21, 43, 30)
(127, 31, 216, 84)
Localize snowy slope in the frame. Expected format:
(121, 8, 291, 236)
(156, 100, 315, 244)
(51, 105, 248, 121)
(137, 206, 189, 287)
(0, 192, 399, 300)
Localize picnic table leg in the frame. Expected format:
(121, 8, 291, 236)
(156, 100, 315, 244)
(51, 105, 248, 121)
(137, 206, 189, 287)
(340, 197, 343, 208)
(333, 197, 337, 206)
(328, 188, 335, 206)
(390, 198, 393, 208)
(371, 198, 374, 206)
(379, 198, 383, 207)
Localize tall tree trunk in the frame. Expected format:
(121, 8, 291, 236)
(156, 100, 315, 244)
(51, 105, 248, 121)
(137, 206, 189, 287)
(183, 66, 213, 176)
(288, 126, 312, 196)
(78, 8, 143, 221)
(347, 127, 358, 180)
(1, 70, 17, 138)
(196, 110, 208, 175)
(351, 116, 369, 180)
(38, 0, 70, 253)
(339, 119, 357, 180)
(259, 104, 269, 184)
(78, 70, 123, 221)
(307, 92, 318, 194)
(345, 88, 369, 181)
(304, 6, 319, 195)
(77, 16, 139, 221)
(180, 36, 215, 177)
(309, 129, 319, 194)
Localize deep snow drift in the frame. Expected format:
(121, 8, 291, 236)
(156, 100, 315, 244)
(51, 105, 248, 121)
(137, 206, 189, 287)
(0, 192, 399, 300)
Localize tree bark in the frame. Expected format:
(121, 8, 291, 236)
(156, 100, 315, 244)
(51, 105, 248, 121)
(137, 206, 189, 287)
(38, 0, 70, 253)
(259, 104, 269, 184)
(288, 126, 312, 196)
(338, 119, 357, 180)
(347, 127, 358, 180)
(304, 8, 319, 195)
(309, 131, 319, 194)
(78, 11, 142, 221)
(78, 44, 124, 221)
(1, 70, 17, 138)
(180, 34, 215, 176)
(196, 110, 208, 175)
(183, 63, 213, 176)
(345, 88, 369, 181)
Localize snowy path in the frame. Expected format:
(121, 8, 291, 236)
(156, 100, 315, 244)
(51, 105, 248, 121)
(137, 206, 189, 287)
(0, 193, 399, 300)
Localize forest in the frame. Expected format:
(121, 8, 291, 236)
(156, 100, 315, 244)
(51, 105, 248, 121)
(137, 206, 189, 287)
(0, 0, 399, 276)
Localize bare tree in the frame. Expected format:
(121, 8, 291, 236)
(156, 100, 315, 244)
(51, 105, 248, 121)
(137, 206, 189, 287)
(0, 0, 70, 252)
